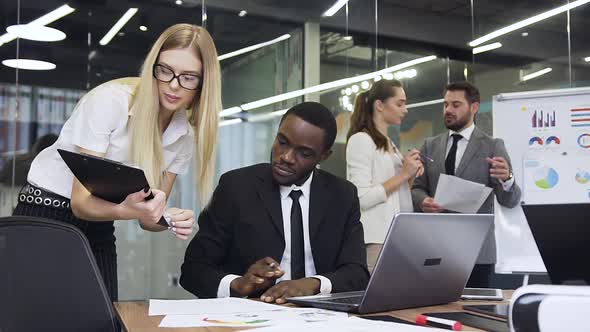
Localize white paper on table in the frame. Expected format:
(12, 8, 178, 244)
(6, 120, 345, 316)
(148, 297, 282, 316)
(247, 316, 445, 332)
(434, 174, 493, 213)
(158, 307, 348, 328)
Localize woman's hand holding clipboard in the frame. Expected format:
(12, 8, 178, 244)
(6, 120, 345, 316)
(120, 187, 169, 227)
(114, 187, 194, 239)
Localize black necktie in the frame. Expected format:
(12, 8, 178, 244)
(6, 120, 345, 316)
(445, 134, 463, 176)
(289, 190, 305, 280)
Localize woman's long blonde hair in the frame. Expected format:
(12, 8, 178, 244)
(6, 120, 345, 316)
(129, 23, 221, 206)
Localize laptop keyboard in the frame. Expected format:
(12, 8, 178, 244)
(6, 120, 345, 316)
(325, 296, 363, 304)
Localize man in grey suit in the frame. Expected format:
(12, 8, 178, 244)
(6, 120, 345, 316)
(411, 81, 521, 287)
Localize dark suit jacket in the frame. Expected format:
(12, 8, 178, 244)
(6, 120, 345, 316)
(180, 163, 370, 298)
(411, 126, 522, 264)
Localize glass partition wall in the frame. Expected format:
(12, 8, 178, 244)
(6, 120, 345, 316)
(2, 0, 589, 298)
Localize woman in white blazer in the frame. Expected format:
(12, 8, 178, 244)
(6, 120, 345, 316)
(346, 79, 423, 271)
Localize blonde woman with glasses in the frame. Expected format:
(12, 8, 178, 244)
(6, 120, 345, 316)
(12, 23, 221, 301)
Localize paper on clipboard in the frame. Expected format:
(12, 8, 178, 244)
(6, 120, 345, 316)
(434, 174, 492, 213)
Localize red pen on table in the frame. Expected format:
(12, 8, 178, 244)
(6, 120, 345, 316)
(416, 315, 462, 331)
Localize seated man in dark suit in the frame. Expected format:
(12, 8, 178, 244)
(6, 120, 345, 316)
(180, 102, 369, 303)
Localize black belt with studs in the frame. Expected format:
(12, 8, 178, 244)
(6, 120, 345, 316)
(19, 183, 70, 210)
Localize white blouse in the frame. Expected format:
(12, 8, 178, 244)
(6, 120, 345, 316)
(28, 78, 194, 199)
(346, 132, 413, 244)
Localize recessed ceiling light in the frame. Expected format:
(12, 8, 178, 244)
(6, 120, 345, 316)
(6, 25, 66, 42)
(472, 42, 503, 55)
(175, 0, 183, 5)
(322, 0, 349, 17)
(521, 67, 552, 81)
(99, 8, 137, 46)
(219, 118, 242, 127)
(521, 32, 529, 37)
(406, 98, 445, 109)
(2, 59, 56, 70)
(393, 69, 417, 79)
(218, 34, 291, 61)
(219, 106, 242, 117)
(469, 0, 590, 46)
(238, 10, 247, 17)
(0, 4, 75, 47)
(584, 56, 590, 62)
(139, 25, 148, 31)
(248, 109, 289, 122)
(234, 56, 436, 112)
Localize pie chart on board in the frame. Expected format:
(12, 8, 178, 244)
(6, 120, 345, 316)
(545, 136, 561, 145)
(528, 137, 543, 146)
(575, 170, 590, 184)
(578, 134, 590, 148)
(534, 167, 559, 189)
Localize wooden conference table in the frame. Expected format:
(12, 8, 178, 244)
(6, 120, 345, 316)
(115, 291, 511, 332)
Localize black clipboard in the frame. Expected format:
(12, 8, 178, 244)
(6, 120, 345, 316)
(58, 149, 169, 226)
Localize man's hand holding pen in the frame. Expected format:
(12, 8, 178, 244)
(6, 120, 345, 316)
(486, 156, 511, 181)
(230, 257, 284, 297)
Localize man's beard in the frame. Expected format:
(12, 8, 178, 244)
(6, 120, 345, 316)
(445, 113, 471, 131)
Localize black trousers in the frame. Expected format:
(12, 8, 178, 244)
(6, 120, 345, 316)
(466, 263, 493, 288)
(13, 202, 118, 301)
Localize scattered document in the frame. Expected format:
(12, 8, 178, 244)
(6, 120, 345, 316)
(247, 316, 445, 332)
(148, 297, 282, 316)
(434, 174, 493, 213)
(158, 307, 348, 328)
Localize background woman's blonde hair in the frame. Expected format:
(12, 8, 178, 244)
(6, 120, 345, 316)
(129, 23, 221, 206)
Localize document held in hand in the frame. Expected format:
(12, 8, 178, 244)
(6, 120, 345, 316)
(434, 174, 492, 213)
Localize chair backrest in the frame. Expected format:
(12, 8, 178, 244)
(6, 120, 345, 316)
(0, 216, 117, 332)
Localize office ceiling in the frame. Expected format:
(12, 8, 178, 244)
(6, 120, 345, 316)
(0, 0, 589, 90)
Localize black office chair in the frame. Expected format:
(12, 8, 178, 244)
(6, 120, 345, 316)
(0, 216, 118, 332)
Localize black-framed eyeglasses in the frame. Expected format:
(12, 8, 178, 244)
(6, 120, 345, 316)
(153, 64, 201, 90)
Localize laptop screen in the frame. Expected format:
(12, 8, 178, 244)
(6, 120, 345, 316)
(522, 203, 590, 285)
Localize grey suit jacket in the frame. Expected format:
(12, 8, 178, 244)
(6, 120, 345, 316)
(411, 126, 522, 264)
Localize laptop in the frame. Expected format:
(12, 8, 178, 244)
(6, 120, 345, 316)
(522, 203, 590, 285)
(288, 213, 493, 314)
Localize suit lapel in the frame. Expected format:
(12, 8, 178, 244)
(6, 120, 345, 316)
(456, 127, 483, 177)
(309, 170, 330, 240)
(435, 134, 449, 175)
(256, 171, 284, 238)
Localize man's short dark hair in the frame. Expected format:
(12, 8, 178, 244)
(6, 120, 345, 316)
(445, 81, 480, 104)
(279, 102, 337, 151)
